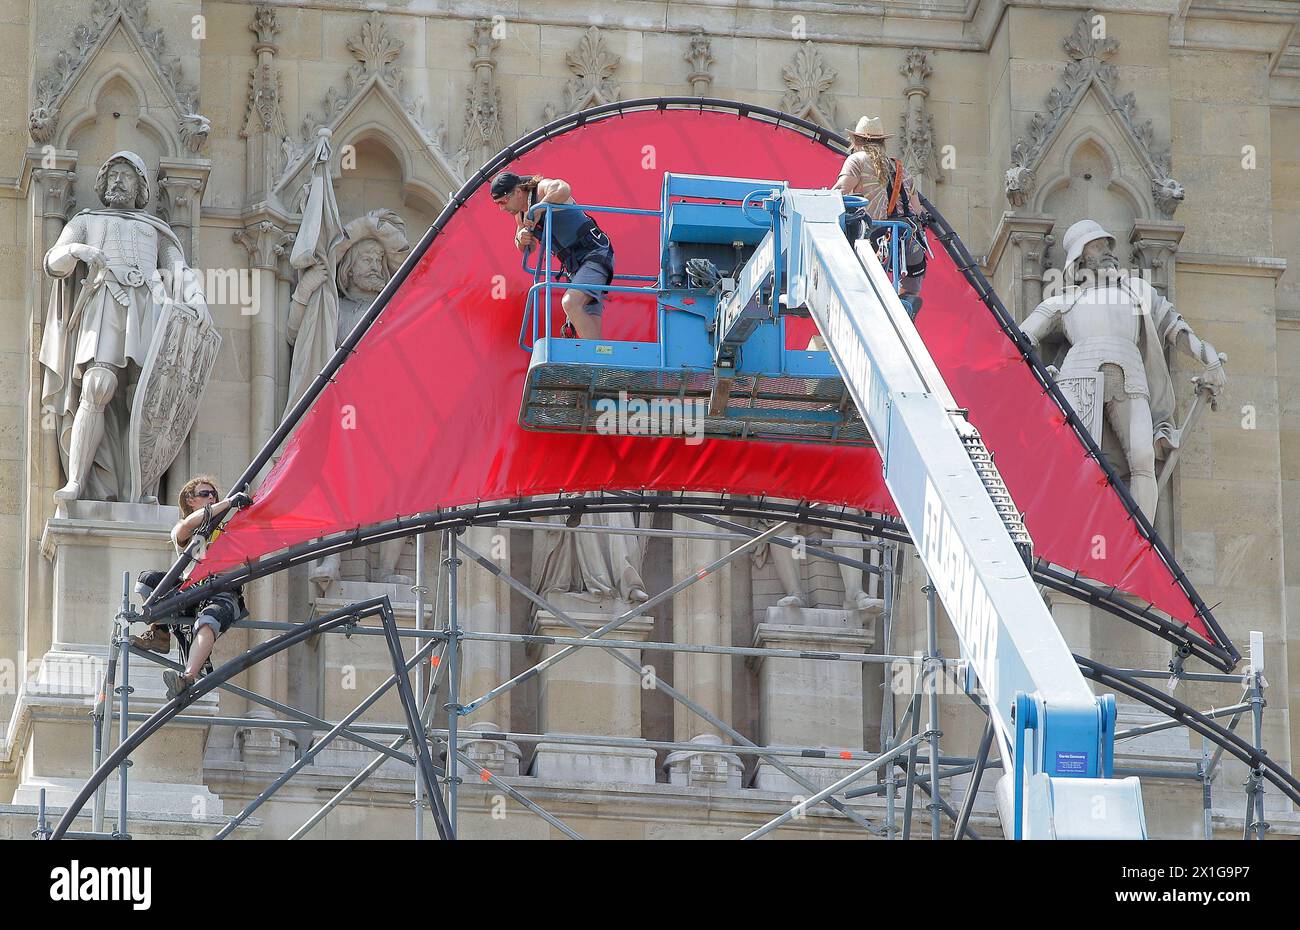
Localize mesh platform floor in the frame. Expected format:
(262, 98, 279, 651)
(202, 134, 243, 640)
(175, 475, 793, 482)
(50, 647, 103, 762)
(521, 363, 873, 445)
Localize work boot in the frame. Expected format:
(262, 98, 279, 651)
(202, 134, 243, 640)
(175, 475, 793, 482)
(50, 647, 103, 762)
(129, 624, 171, 653)
(163, 670, 195, 701)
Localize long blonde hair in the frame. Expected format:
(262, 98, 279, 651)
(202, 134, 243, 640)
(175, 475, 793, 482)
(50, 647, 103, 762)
(177, 474, 220, 518)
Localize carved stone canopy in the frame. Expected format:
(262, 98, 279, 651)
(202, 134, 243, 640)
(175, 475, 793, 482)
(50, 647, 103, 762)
(276, 11, 462, 213)
(539, 26, 623, 125)
(30, 0, 207, 156)
(1005, 8, 1182, 219)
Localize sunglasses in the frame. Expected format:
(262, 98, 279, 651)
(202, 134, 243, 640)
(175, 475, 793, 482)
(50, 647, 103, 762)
(191, 489, 217, 500)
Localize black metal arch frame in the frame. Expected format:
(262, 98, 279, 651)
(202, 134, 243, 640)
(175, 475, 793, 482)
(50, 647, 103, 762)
(1078, 655, 1300, 807)
(48, 597, 454, 841)
(46, 590, 1300, 841)
(143, 97, 1235, 675)
(146, 491, 1236, 672)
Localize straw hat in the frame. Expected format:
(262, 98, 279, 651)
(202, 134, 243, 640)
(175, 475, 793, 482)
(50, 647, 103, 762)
(847, 116, 892, 143)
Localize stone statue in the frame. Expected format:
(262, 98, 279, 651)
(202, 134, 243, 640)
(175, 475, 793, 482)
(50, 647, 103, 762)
(1019, 219, 1226, 521)
(339, 215, 407, 335)
(754, 517, 878, 611)
(533, 494, 649, 605)
(286, 137, 411, 590)
(40, 151, 214, 503)
(287, 208, 408, 410)
(296, 209, 410, 590)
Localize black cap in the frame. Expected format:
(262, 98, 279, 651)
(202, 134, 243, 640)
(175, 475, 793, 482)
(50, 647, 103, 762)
(490, 171, 526, 199)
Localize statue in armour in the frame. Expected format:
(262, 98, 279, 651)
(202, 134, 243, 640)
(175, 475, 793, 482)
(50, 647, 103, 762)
(40, 151, 213, 503)
(1019, 220, 1227, 521)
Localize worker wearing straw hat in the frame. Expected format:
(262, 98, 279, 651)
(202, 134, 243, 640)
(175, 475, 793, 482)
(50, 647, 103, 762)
(834, 116, 929, 319)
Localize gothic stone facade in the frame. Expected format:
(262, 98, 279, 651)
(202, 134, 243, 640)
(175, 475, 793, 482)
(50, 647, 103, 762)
(0, 0, 1298, 839)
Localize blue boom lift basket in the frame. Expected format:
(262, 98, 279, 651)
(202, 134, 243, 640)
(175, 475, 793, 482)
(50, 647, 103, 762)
(517, 173, 913, 445)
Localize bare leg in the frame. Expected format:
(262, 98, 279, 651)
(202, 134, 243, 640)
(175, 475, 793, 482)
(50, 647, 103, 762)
(184, 625, 216, 679)
(562, 289, 602, 340)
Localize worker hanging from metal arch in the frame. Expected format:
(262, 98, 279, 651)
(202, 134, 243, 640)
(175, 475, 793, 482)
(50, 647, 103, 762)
(834, 116, 930, 320)
(491, 171, 615, 340)
(143, 475, 252, 701)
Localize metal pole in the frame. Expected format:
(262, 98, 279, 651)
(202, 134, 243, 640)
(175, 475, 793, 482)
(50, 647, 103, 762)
(108, 714, 896, 760)
(455, 749, 584, 840)
(90, 694, 103, 833)
(34, 788, 50, 839)
(894, 753, 981, 839)
(1200, 745, 1212, 841)
(236, 618, 969, 668)
(882, 544, 901, 839)
(743, 731, 929, 840)
(445, 529, 461, 836)
(456, 537, 884, 834)
(379, 601, 453, 839)
(414, 532, 426, 840)
(925, 580, 942, 840)
(214, 631, 440, 839)
(291, 737, 407, 840)
(1242, 773, 1255, 840)
(115, 571, 132, 838)
(460, 521, 790, 714)
(654, 508, 884, 580)
(1249, 666, 1266, 840)
(1205, 703, 1248, 778)
(458, 629, 952, 666)
(953, 719, 995, 840)
(492, 518, 891, 549)
(850, 759, 991, 796)
(1115, 702, 1252, 740)
(92, 611, 119, 835)
(901, 692, 921, 840)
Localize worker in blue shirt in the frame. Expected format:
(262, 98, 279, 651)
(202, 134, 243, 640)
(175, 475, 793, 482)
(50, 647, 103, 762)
(492, 171, 614, 340)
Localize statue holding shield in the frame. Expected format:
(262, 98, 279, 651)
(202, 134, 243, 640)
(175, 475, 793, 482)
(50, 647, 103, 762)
(40, 151, 218, 504)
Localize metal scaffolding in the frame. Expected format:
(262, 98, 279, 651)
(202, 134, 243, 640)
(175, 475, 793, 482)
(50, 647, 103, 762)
(32, 498, 1300, 841)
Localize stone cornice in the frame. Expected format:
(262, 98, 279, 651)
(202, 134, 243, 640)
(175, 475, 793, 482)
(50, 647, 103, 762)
(223, 0, 1294, 54)
(1175, 251, 1287, 278)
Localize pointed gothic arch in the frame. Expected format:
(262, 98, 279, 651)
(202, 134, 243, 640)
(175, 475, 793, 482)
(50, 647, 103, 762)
(32, 4, 206, 157)
(1033, 126, 1151, 229)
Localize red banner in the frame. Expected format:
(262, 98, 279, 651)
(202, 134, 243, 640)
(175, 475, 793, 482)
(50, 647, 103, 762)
(194, 107, 1214, 644)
